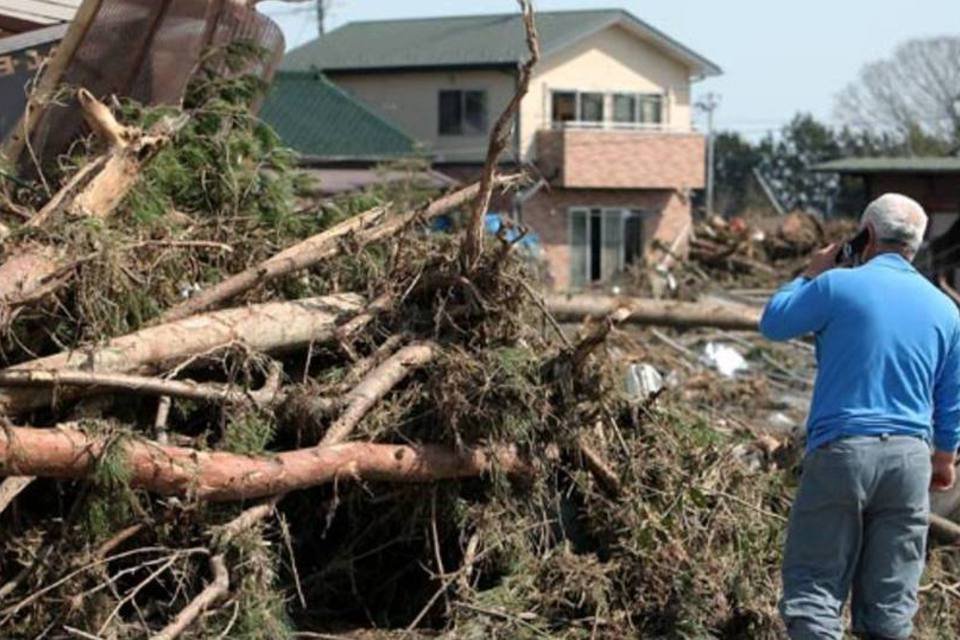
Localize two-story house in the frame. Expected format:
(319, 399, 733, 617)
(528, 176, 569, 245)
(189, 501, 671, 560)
(271, 9, 721, 290)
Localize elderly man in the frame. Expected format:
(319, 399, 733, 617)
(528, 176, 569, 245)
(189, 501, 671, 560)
(760, 193, 960, 640)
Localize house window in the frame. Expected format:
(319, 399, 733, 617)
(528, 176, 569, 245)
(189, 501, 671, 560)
(612, 93, 637, 124)
(551, 91, 577, 124)
(638, 94, 663, 124)
(551, 90, 665, 128)
(550, 91, 605, 126)
(438, 90, 487, 136)
(570, 208, 646, 287)
(580, 92, 604, 124)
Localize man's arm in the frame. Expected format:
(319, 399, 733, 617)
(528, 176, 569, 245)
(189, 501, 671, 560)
(760, 276, 832, 341)
(759, 244, 838, 342)
(932, 324, 960, 491)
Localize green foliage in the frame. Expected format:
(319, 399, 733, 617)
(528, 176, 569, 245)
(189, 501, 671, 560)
(221, 411, 276, 455)
(713, 112, 954, 219)
(122, 44, 302, 233)
(82, 425, 140, 540)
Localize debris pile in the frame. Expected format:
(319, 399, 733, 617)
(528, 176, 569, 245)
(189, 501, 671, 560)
(0, 10, 957, 640)
(687, 212, 856, 293)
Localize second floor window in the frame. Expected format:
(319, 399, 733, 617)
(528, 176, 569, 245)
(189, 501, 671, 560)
(438, 90, 487, 136)
(552, 91, 604, 126)
(553, 90, 665, 128)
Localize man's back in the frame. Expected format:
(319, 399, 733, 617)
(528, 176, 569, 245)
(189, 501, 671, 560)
(761, 252, 960, 453)
(764, 194, 960, 639)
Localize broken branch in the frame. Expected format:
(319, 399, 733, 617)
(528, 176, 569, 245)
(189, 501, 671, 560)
(545, 294, 761, 331)
(461, 1, 539, 268)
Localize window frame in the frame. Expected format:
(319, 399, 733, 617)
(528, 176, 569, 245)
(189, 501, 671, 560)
(550, 89, 667, 129)
(438, 89, 488, 137)
(568, 207, 650, 288)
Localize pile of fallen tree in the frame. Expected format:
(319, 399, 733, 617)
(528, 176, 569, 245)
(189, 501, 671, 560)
(0, 8, 958, 640)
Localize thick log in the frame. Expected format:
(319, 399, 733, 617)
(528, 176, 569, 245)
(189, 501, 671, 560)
(545, 294, 761, 331)
(0, 426, 525, 501)
(159, 175, 522, 323)
(0, 294, 364, 414)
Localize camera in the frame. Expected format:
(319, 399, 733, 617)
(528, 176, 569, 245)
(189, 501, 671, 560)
(835, 227, 870, 266)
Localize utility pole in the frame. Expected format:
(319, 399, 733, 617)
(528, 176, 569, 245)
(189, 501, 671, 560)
(317, 0, 326, 37)
(696, 92, 720, 217)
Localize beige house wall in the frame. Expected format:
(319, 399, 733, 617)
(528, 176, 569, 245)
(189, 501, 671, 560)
(519, 23, 695, 159)
(330, 69, 516, 164)
(328, 23, 698, 165)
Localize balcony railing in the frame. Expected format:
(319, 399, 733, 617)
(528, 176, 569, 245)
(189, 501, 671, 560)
(550, 120, 694, 133)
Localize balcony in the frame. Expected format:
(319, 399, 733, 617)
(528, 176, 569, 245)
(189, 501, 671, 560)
(536, 126, 706, 191)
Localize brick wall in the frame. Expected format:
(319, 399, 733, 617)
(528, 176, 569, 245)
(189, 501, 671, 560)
(536, 129, 706, 190)
(521, 187, 691, 290)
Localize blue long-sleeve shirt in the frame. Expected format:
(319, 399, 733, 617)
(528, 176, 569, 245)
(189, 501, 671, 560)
(760, 253, 960, 454)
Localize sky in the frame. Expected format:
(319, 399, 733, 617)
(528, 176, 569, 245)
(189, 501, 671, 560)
(259, 0, 960, 139)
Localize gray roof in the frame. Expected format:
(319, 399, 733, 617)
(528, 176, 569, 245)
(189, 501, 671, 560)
(813, 157, 960, 175)
(282, 9, 721, 78)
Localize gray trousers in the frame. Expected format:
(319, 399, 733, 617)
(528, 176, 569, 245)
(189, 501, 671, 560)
(780, 435, 931, 640)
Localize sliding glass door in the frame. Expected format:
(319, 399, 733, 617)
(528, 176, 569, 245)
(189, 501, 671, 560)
(569, 208, 647, 288)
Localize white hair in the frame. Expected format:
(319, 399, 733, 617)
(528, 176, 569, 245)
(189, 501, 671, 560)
(861, 193, 928, 255)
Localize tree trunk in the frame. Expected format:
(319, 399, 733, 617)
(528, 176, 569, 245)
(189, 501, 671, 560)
(544, 294, 761, 331)
(0, 426, 525, 501)
(0, 294, 364, 414)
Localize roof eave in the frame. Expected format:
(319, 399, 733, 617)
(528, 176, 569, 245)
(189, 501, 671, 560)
(282, 61, 517, 75)
(811, 162, 960, 175)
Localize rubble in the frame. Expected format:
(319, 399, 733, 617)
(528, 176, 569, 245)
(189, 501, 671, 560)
(0, 5, 957, 640)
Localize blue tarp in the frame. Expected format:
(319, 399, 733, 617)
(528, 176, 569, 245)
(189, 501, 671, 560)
(484, 213, 541, 253)
(430, 213, 541, 255)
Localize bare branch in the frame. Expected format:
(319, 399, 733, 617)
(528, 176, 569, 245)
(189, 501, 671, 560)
(461, 1, 540, 269)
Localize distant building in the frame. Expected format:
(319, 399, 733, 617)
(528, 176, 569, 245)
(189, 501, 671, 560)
(263, 9, 721, 290)
(813, 157, 960, 279)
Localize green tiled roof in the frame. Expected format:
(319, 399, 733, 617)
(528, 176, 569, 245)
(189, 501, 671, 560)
(281, 9, 721, 77)
(259, 73, 418, 159)
(813, 157, 960, 174)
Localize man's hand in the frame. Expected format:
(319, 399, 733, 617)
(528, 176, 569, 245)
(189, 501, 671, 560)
(931, 450, 957, 492)
(802, 243, 841, 279)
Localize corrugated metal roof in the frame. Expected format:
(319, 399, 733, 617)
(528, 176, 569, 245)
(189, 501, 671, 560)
(260, 72, 419, 160)
(281, 9, 721, 78)
(0, 0, 81, 26)
(813, 157, 960, 174)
